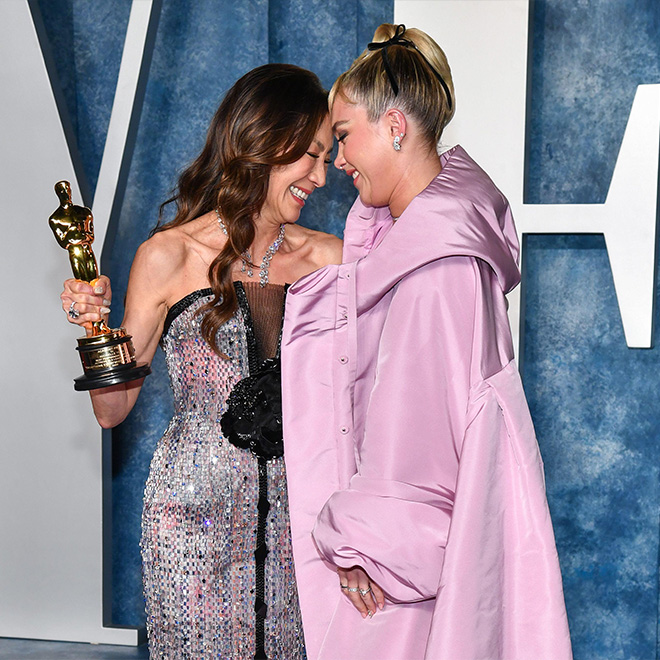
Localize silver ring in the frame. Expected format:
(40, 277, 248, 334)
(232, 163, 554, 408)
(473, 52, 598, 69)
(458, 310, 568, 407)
(359, 587, 371, 597)
(347, 587, 359, 593)
(340, 584, 349, 589)
(68, 301, 80, 319)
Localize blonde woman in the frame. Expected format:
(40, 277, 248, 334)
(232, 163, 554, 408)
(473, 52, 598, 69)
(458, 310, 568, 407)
(282, 25, 572, 660)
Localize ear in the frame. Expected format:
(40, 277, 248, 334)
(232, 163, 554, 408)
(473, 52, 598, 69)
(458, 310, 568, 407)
(384, 108, 407, 139)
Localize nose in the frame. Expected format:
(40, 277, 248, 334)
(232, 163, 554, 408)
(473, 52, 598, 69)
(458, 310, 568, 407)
(334, 143, 346, 171)
(309, 156, 328, 189)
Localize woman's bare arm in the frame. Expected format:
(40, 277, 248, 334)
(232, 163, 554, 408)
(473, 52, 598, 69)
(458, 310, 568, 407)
(61, 233, 182, 427)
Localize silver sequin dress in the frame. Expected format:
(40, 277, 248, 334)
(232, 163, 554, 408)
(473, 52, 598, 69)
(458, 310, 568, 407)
(141, 282, 305, 659)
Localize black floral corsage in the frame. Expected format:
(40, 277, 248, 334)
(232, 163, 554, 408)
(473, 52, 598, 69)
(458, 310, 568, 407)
(221, 357, 283, 460)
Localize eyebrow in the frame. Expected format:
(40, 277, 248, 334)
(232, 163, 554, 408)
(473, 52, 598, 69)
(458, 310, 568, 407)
(313, 138, 334, 153)
(332, 120, 349, 134)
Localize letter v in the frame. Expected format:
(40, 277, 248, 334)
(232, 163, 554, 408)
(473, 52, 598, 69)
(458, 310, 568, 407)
(0, 0, 160, 646)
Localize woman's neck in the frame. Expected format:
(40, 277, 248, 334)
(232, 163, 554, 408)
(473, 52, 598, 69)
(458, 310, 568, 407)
(388, 152, 442, 218)
(251, 219, 286, 259)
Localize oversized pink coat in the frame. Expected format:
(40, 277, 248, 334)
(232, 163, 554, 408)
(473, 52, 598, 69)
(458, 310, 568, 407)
(281, 146, 572, 660)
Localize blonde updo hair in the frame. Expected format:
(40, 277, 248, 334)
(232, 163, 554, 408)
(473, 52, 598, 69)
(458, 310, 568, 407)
(330, 24, 455, 149)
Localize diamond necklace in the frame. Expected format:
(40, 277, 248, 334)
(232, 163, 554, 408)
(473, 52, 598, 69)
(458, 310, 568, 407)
(215, 209, 286, 287)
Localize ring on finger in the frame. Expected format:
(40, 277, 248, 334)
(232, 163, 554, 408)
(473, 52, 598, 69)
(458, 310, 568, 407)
(340, 584, 349, 590)
(347, 587, 359, 593)
(68, 301, 80, 319)
(359, 587, 371, 597)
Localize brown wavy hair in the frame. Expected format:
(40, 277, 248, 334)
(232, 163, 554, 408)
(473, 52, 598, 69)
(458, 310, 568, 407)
(154, 64, 328, 354)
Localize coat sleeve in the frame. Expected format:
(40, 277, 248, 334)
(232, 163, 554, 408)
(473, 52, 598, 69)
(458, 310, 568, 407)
(312, 255, 489, 603)
(425, 362, 573, 659)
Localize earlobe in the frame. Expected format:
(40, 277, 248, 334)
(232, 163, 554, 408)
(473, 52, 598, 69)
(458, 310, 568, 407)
(386, 109, 407, 152)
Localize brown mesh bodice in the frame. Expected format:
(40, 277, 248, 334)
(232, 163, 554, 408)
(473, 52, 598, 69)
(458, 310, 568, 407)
(242, 281, 286, 363)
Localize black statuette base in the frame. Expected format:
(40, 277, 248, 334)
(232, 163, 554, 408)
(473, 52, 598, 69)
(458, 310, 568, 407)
(73, 327, 150, 391)
(74, 362, 151, 391)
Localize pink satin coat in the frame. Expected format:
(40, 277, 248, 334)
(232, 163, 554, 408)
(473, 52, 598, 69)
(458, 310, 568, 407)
(281, 146, 572, 660)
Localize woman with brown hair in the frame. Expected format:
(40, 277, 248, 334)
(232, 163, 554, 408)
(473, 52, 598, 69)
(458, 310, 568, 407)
(282, 25, 572, 659)
(61, 63, 341, 659)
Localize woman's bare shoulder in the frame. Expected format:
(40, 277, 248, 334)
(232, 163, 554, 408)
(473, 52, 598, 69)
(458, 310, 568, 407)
(132, 226, 188, 280)
(291, 225, 343, 267)
(135, 215, 220, 276)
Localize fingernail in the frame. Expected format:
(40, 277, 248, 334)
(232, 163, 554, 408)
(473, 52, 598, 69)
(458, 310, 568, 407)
(94, 286, 104, 294)
(100, 307, 111, 314)
(103, 299, 112, 306)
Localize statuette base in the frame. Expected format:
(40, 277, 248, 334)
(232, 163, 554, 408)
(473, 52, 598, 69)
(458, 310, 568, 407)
(73, 328, 151, 391)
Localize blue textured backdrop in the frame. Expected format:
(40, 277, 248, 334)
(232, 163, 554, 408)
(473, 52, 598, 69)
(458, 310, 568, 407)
(524, 2, 660, 659)
(34, 0, 660, 656)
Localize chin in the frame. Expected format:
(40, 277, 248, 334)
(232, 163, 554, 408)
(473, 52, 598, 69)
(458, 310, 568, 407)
(364, 190, 390, 209)
(358, 193, 381, 209)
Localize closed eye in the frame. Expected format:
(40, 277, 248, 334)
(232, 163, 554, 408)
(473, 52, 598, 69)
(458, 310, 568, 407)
(309, 151, 332, 165)
(337, 133, 348, 143)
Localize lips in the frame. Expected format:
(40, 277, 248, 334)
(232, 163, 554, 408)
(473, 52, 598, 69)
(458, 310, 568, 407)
(346, 169, 359, 185)
(289, 185, 310, 206)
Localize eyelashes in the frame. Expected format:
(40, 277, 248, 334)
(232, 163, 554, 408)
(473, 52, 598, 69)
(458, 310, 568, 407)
(308, 152, 333, 165)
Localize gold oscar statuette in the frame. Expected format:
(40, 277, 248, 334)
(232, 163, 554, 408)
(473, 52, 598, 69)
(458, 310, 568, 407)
(49, 180, 151, 390)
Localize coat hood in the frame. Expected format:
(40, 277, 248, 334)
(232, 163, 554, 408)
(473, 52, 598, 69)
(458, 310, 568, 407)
(343, 145, 521, 314)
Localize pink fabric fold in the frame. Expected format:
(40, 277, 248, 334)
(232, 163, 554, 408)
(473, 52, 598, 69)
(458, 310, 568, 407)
(427, 363, 572, 659)
(282, 146, 572, 659)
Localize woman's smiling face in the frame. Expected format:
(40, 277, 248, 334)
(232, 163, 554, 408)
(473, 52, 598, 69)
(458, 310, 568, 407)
(331, 97, 396, 208)
(261, 116, 333, 226)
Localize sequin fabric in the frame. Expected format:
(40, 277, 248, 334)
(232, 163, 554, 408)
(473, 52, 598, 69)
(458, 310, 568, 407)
(141, 283, 305, 659)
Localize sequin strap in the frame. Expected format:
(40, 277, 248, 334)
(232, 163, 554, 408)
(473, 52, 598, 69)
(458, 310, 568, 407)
(254, 457, 270, 660)
(161, 288, 213, 338)
(235, 282, 260, 372)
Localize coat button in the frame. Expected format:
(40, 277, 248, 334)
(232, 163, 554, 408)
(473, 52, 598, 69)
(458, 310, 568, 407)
(340, 426, 349, 434)
(338, 355, 348, 364)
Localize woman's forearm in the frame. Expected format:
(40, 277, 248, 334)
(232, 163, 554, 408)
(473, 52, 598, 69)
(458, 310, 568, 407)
(88, 380, 143, 428)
